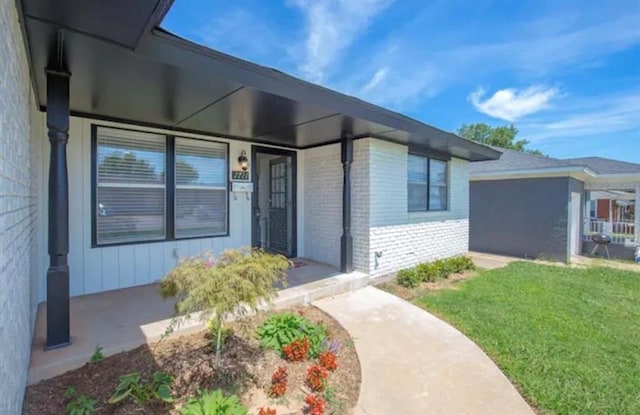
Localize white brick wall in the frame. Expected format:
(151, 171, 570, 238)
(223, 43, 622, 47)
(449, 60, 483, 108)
(351, 139, 370, 272)
(367, 139, 470, 277)
(302, 138, 470, 277)
(0, 1, 40, 413)
(303, 143, 343, 267)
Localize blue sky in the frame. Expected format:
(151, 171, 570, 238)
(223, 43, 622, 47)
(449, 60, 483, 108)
(162, 0, 640, 163)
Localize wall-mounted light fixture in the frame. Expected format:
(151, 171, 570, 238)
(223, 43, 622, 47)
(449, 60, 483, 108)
(238, 150, 249, 171)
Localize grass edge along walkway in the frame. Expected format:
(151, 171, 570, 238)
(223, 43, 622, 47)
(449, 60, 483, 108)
(414, 262, 640, 415)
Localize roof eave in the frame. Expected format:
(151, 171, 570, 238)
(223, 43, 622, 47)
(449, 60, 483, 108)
(470, 166, 597, 181)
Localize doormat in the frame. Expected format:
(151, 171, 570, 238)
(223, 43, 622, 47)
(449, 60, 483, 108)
(292, 260, 307, 268)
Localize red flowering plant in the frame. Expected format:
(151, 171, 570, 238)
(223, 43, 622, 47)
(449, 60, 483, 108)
(304, 394, 326, 415)
(282, 337, 310, 362)
(258, 407, 276, 415)
(268, 366, 288, 398)
(305, 364, 328, 392)
(318, 351, 338, 372)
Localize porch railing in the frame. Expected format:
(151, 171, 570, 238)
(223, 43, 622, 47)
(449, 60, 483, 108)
(583, 219, 636, 245)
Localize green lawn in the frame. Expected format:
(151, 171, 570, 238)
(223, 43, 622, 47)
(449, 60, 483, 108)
(414, 262, 640, 415)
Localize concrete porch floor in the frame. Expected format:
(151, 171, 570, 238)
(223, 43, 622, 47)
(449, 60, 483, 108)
(28, 259, 366, 384)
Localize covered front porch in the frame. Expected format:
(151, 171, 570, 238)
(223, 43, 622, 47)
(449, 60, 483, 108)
(583, 182, 639, 259)
(28, 259, 368, 384)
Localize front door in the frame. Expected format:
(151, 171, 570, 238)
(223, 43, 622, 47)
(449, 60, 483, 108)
(268, 157, 290, 255)
(252, 147, 296, 257)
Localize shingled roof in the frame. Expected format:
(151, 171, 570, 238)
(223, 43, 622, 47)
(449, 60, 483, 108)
(562, 157, 640, 175)
(470, 147, 640, 177)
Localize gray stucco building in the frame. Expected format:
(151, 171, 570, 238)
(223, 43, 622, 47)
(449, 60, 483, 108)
(470, 148, 640, 261)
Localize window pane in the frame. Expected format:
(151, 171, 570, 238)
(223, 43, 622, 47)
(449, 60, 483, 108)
(96, 127, 166, 245)
(408, 183, 428, 211)
(408, 155, 427, 183)
(429, 186, 448, 210)
(175, 139, 226, 186)
(175, 137, 228, 238)
(175, 188, 226, 237)
(429, 159, 447, 186)
(429, 159, 448, 210)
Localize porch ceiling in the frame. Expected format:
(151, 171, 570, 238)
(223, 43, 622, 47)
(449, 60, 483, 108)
(19, 0, 500, 160)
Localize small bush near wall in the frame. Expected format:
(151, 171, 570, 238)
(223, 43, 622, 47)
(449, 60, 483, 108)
(397, 256, 475, 288)
(396, 269, 421, 288)
(160, 248, 291, 366)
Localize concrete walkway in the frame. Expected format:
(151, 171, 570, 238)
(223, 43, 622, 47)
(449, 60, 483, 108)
(468, 251, 519, 270)
(314, 287, 534, 415)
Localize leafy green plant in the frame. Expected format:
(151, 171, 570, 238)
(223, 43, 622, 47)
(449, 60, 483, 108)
(396, 268, 420, 288)
(160, 248, 290, 367)
(179, 389, 248, 415)
(414, 263, 438, 282)
(449, 256, 476, 273)
(401, 256, 476, 287)
(64, 387, 97, 415)
(108, 371, 173, 406)
(257, 312, 327, 358)
(89, 344, 104, 363)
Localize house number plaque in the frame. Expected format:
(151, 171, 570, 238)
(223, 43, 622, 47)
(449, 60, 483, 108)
(231, 170, 250, 181)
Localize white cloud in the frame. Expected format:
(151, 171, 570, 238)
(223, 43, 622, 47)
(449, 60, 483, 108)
(469, 85, 559, 121)
(361, 67, 389, 92)
(520, 91, 640, 142)
(347, 8, 640, 107)
(290, 0, 394, 82)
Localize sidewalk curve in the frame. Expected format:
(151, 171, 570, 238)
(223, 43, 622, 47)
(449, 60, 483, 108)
(313, 286, 534, 415)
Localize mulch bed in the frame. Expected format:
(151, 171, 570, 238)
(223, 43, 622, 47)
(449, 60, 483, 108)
(376, 270, 478, 301)
(23, 306, 361, 414)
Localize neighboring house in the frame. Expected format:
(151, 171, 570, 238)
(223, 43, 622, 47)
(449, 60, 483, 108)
(0, 0, 499, 411)
(470, 148, 640, 262)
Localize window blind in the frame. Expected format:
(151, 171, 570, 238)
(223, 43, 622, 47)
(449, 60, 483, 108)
(408, 154, 428, 211)
(96, 128, 166, 245)
(429, 159, 448, 210)
(175, 137, 228, 238)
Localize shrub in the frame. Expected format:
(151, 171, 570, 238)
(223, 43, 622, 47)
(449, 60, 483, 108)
(108, 371, 173, 406)
(282, 337, 310, 362)
(269, 366, 288, 398)
(179, 389, 248, 415)
(64, 387, 96, 415)
(404, 256, 476, 286)
(257, 312, 327, 358)
(449, 256, 475, 273)
(304, 394, 326, 415)
(161, 248, 290, 366)
(414, 263, 437, 282)
(306, 365, 329, 392)
(318, 351, 338, 372)
(396, 268, 420, 288)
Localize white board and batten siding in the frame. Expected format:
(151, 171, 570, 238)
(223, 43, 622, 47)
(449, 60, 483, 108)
(35, 114, 305, 301)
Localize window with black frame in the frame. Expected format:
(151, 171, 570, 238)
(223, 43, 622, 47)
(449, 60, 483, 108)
(407, 154, 448, 212)
(94, 126, 228, 246)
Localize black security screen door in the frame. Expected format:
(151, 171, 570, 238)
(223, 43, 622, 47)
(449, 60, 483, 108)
(269, 157, 289, 255)
(251, 147, 297, 258)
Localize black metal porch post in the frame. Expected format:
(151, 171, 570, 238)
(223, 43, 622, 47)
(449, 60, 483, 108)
(340, 134, 354, 273)
(45, 66, 71, 349)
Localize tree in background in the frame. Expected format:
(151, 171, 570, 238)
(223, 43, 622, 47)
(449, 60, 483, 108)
(98, 152, 158, 182)
(457, 123, 544, 156)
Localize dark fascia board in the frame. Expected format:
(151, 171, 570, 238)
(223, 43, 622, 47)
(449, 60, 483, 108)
(135, 0, 174, 49)
(138, 28, 501, 161)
